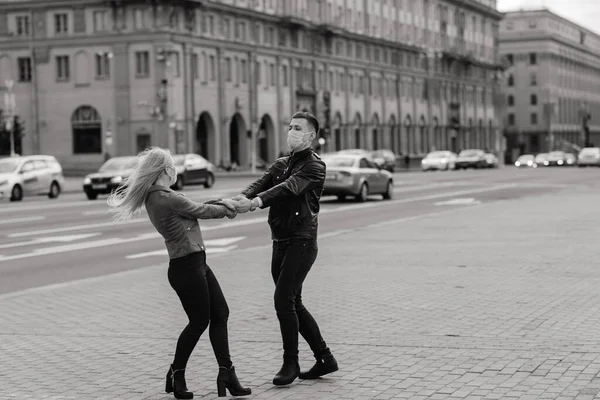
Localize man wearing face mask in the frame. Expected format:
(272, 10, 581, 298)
(230, 111, 338, 386)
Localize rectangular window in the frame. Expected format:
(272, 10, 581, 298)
(529, 53, 537, 65)
(225, 57, 232, 82)
(172, 52, 180, 77)
(282, 65, 288, 86)
(15, 15, 30, 36)
(135, 51, 150, 77)
(95, 53, 110, 78)
(192, 53, 199, 80)
(54, 13, 69, 34)
(270, 63, 275, 86)
(93, 10, 107, 32)
(241, 59, 247, 83)
(508, 113, 515, 125)
(55, 55, 70, 81)
(530, 113, 538, 125)
(530, 72, 537, 86)
(17, 57, 32, 82)
(210, 55, 216, 81)
(134, 9, 145, 29)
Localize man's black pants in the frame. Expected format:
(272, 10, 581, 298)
(271, 239, 329, 360)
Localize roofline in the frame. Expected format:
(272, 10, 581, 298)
(502, 8, 600, 41)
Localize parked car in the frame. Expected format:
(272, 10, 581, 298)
(0, 155, 65, 201)
(321, 153, 394, 202)
(534, 153, 550, 167)
(483, 153, 499, 168)
(171, 153, 216, 190)
(455, 149, 486, 169)
(82, 156, 138, 200)
(577, 147, 600, 167)
(421, 151, 457, 171)
(514, 154, 536, 168)
(547, 151, 566, 166)
(370, 149, 397, 172)
(564, 153, 576, 166)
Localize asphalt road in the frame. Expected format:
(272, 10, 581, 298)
(0, 166, 597, 295)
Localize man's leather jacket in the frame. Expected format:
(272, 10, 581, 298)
(145, 185, 229, 259)
(241, 148, 326, 241)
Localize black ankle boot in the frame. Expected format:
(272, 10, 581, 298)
(299, 351, 339, 380)
(216, 365, 251, 397)
(272, 357, 300, 386)
(165, 365, 194, 399)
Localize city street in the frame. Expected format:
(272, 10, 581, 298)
(2, 166, 600, 399)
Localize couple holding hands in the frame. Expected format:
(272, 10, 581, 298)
(108, 112, 338, 399)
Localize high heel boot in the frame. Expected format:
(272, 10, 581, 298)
(165, 365, 194, 399)
(216, 365, 251, 397)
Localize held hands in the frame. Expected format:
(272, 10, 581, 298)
(230, 195, 255, 213)
(219, 198, 238, 219)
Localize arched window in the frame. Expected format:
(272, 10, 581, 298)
(72, 105, 102, 154)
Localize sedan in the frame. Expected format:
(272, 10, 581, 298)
(370, 149, 397, 172)
(514, 154, 536, 168)
(455, 149, 487, 169)
(483, 153, 499, 168)
(577, 147, 600, 167)
(564, 153, 576, 166)
(534, 153, 550, 167)
(421, 151, 457, 171)
(0, 155, 65, 201)
(171, 153, 216, 190)
(82, 156, 138, 200)
(547, 151, 566, 166)
(321, 154, 394, 202)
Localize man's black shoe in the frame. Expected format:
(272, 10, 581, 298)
(299, 353, 338, 380)
(272, 358, 300, 386)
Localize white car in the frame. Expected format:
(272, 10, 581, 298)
(421, 151, 457, 171)
(0, 155, 65, 201)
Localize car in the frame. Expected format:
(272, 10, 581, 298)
(577, 147, 600, 167)
(483, 153, 499, 168)
(564, 153, 576, 166)
(0, 155, 65, 201)
(421, 151, 457, 171)
(546, 151, 566, 166)
(455, 149, 486, 169)
(514, 154, 536, 168)
(534, 153, 550, 167)
(82, 156, 138, 200)
(321, 153, 394, 202)
(370, 149, 397, 172)
(171, 153, 216, 190)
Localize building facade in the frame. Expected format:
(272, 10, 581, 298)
(0, 0, 503, 171)
(499, 9, 600, 160)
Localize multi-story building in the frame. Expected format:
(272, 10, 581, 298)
(0, 0, 503, 171)
(499, 9, 600, 160)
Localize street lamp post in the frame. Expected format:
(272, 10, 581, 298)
(3, 79, 17, 156)
(250, 121, 257, 174)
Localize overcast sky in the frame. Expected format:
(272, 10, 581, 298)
(497, 0, 600, 35)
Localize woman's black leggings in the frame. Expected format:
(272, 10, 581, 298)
(168, 251, 232, 370)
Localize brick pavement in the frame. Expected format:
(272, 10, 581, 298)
(2, 185, 600, 399)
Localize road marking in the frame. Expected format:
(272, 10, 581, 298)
(0, 233, 102, 250)
(8, 219, 147, 238)
(0, 216, 45, 225)
(0, 232, 159, 262)
(0, 184, 517, 261)
(125, 237, 246, 259)
(434, 198, 481, 206)
(7, 183, 516, 239)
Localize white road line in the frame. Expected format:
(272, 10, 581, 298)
(8, 219, 147, 238)
(0, 216, 45, 225)
(0, 184, 519, 263)
(0, 233, 102, 250)
(6, 184, 517, 240)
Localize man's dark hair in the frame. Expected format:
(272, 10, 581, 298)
(291, 111, 320, 135)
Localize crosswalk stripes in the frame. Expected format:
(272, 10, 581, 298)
(125, 236, 246, 259)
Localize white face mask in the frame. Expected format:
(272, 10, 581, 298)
(166, 166, 177, 185)
(287, 130, 314, 151)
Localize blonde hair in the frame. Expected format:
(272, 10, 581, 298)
(107, 147, 173, 221)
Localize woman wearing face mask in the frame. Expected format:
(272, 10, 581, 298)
(107, 147, 251, 399)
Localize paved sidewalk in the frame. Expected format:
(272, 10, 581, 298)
(2, 185, 600, 399)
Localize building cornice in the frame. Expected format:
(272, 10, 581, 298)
(500, 35, 600, 61)
(442, 0, 503, 20)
